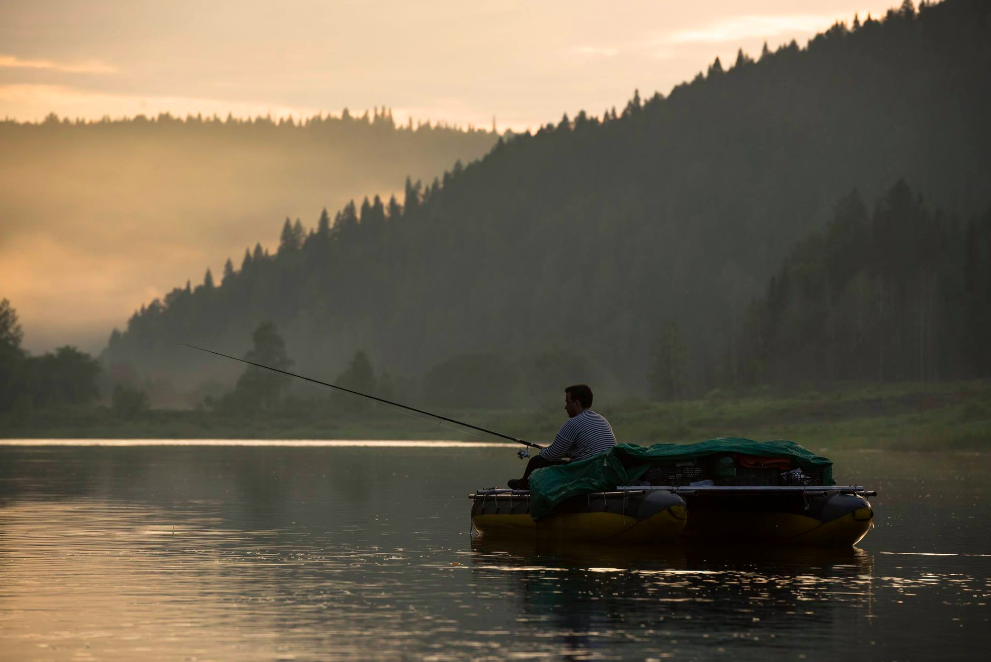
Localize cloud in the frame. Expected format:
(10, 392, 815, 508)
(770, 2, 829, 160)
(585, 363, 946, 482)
(0, 55, 117, 75)
(662, 14, 837, 45)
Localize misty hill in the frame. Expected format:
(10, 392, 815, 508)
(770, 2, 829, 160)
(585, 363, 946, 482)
(103, 0, 991, 404)
(0, 109, 497, 352)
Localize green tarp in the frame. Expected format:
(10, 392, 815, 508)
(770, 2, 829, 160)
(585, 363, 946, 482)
(527, 437, 834, 520)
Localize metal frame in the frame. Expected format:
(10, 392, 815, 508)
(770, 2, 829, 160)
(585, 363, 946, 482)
(470, 485, 876, 500)
(625, 485, 876, 497)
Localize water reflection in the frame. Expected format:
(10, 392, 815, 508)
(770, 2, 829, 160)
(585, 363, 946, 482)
(0, 444, 989, 660)
(470, 537, 880, 659)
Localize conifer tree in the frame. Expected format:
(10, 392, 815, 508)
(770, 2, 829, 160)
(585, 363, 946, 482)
(623, 90, 642, 116)
(317, 208, 331, 236)
(292, 218, 305, 246)
(0, 299, 23, 350)
(364, 195, 386, 227)
(222, 258, 235, 284)
(279, 217, 304, 252)
(386, 195, 402, 220)
(334, 201, 359, 238)
(403, 177, 421, 215)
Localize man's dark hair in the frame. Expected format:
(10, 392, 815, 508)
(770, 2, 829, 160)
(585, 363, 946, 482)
(565, 384, 593, 409)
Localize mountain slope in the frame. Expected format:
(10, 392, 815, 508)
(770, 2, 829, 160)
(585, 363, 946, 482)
(104, 0, 991, 400)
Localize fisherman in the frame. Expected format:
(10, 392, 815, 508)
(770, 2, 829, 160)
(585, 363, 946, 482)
(508, 384, 617, 490)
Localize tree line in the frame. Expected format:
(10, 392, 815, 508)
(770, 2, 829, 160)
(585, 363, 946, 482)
(2, 105, 495, 137)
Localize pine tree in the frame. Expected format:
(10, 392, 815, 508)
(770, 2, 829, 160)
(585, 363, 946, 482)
(359, 197, 372, 225)
(0, 299, 23, 350)
(623, 90, 642, 116)
(279, 217, 303, 252)
(334, 201, 359, 239)
(364, 195, 386, 227)
(222, 258, 235, 284)
(292, 218, 305, 246)
(387, 195, 402, 220)
(403, 177, 421, 215)
(317, 208, 331, 236)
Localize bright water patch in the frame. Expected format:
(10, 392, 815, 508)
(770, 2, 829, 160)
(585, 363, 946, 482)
(0, 439, 513, 447)
(0, 445, 988, 660)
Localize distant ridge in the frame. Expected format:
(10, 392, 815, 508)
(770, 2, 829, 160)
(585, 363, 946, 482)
(3, 106, 492, 133)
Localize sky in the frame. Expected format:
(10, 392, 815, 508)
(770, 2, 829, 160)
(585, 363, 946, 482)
(1, 0, 898, 132)
(0, 0, 903, 355)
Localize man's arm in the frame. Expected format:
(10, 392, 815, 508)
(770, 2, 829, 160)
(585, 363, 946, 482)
(539, 419, 578, 460)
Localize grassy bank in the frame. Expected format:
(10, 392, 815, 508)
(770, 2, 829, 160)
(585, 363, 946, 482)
(3, 380, 990, 452)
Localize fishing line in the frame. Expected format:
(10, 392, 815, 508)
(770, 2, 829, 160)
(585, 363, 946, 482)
(307, 379, 490, 441)
(182, 343, 544, 449)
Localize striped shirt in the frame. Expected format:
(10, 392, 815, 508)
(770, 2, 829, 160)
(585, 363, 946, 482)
(540, 409, 617, 461)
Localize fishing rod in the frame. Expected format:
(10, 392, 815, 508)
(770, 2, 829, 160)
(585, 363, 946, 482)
(182, 343, 544, 450)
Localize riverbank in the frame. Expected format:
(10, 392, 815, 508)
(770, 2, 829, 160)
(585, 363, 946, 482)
(3, 380, 989, 451)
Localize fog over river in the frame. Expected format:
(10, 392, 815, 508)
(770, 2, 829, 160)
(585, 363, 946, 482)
(0, 442, 988, 660)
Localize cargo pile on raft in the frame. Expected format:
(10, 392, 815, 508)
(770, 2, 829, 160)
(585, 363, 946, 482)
(470, 438, 875, 547)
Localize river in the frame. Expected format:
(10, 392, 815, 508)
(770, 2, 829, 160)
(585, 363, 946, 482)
(0, 441, 988, 660)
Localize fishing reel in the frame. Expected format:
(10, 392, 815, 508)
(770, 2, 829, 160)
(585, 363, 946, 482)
(517, 448, 530, 460)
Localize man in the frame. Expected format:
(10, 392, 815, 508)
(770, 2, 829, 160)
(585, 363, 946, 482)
(508, 384, 617, 490)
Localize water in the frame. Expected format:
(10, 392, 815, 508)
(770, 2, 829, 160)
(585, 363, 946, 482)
(0, 441, 988, 661)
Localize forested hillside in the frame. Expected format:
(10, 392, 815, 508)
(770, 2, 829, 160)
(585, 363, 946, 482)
(715, 180, 991, 391)
(103, 0, 991, 405)
(0, 108, 497, 352)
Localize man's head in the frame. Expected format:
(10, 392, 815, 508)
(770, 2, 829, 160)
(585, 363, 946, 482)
(564, 384, 593, 417)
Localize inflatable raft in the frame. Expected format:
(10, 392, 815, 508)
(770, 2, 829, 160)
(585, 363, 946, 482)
(470, 488, 687, 543)
(470, 438, 876, 547)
